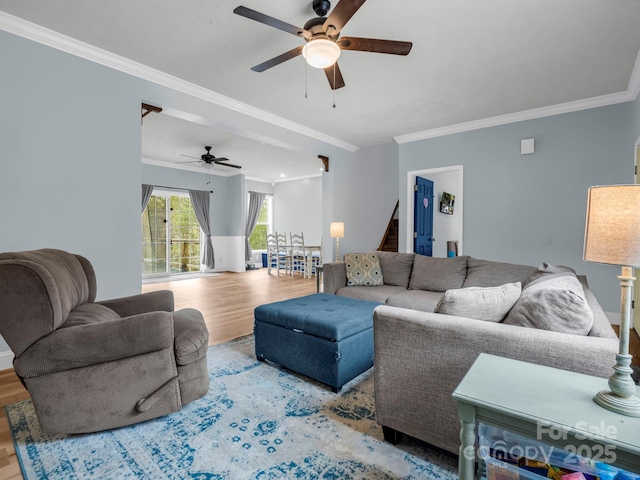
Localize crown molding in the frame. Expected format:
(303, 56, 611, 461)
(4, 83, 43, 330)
(395, 45, 640, 144)
(273, 173, 323, 183)
(143, 157, 320, 183)
(394, 90, 633, 144)
(627, 46, 640, 101)
(0, 12, 359, 153)
(245, 174, 322, 184)
(142, 157, 239, 177)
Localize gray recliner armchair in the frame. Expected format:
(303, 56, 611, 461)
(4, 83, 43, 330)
(0, 248, 210, 434)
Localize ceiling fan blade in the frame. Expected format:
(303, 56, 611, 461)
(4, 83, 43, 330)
(234, 6, 311, 39)
(215, 161, 242, 169)
(180, 154, 201, 160)
(213, 157, 230, 162)
(323, 0, 367, 35)
(337, 37, 412, 55)
(176, 160, 203, 164)
(251, 46, 303, 72)
(324, 63, 346, 90)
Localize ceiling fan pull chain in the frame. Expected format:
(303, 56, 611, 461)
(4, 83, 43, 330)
(305, 60, 308, 99)
(333, 64, 336, 108)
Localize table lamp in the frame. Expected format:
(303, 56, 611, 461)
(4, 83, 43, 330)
(583, 185, 640, 417)
(330, 222, 344, 262)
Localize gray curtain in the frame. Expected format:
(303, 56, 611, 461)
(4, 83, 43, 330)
(245, 191, 267, 261)
(141, 184, 154, 213)
(188, 190, 215, 269)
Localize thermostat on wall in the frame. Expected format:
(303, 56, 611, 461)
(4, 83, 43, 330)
(521, 138, 535, 155)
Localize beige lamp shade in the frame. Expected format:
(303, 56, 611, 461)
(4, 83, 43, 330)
(330, 222, 344, 238)
(583, 185, 640, 267)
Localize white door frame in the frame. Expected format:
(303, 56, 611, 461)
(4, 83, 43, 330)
(405, 165, 464, 254)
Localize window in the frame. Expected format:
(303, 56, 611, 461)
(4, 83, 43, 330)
(248, 195, 272, 251)
(169, 195, 201, 274)
(142, 192, 201, 275)
(142, 195, 167, 275)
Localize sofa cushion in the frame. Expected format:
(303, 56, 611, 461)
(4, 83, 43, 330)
(336, 285, 407, 304)
(387, 290, 445, 313)
(377, 251, 415, 287)
(503, 275, 594, 335)
(408, 255, 468, 292)
(436, 282, 521, 322)
(463, 258, 537, 288)
(345, 253, 384, 286)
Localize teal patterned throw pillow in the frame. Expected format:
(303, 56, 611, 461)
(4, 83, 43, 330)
(345, 253, 384, 286)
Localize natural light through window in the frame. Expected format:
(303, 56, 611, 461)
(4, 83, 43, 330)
(142, 192, 202, 275)
(248, 195, 272, 251)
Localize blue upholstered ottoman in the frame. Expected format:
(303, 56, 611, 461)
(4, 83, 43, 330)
(254, 293, 382, 392)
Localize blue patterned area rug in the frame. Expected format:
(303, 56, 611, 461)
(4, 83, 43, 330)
(6, 336, 458, 479)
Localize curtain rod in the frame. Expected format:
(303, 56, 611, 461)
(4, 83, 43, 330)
(151, 184, 213, 194)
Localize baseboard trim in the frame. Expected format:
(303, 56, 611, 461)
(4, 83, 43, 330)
(0, 350, 15, 371)
(605, 311, 620, 325)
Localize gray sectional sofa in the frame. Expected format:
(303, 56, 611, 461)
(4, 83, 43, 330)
(322, 252, 619, 454)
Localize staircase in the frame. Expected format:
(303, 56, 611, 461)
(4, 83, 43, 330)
(377, 201, 399, 252)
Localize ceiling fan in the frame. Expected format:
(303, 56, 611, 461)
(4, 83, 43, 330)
(233, 0, 412, 90)
(179, 146, 242, 169)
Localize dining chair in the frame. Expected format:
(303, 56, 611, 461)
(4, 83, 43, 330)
(289, 232, 306, 277)
(275, 232, 291, 275)
(310, 240, 322, 278)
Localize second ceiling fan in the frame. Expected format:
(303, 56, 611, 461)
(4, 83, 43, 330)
(180, 146, 242, 169)
(234, 0, 413, 90)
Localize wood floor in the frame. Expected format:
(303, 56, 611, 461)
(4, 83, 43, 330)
(0, 269, 315, 480)
(0, 270, 639, 479)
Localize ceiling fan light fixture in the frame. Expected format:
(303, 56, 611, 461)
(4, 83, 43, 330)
(302, 39, 341, 69)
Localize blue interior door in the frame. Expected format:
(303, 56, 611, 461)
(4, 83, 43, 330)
(414, 177, 434, 256)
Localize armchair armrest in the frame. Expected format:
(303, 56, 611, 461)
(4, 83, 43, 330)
(97, 290, 174, 317)
(322, 262, 347, 294)
(373, 305, 619, 453)
(15, 311, 174, 378)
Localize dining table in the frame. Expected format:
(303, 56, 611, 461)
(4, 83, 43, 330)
(303, 245, 322, 279)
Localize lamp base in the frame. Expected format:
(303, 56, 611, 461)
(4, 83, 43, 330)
(594, 390, 640, 417)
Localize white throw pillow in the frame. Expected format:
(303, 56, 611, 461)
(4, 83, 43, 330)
(436, 282, 522, 322)
(503, 275, 593, 335)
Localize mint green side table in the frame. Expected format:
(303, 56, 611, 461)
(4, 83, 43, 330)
(453, 354, 640, 480)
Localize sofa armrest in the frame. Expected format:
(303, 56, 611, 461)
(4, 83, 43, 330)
(322, 262, 347, 294)
(15, 311, 175, 378)
(97, 290, 174, 317)
(373, 305, 618, 453)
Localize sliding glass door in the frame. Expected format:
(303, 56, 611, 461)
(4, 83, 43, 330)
(142, 191, 201, 276)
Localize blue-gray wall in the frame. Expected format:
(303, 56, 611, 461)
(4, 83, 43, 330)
(399, 101, 638, 312)
(274, 177, 323, 246)
(327, 143, 400, 258)
(141, 164, 239, 236)
(0, 30, 142, 300)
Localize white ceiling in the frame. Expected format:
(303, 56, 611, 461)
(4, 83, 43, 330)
(2, 0, 640, 180)
(142, 111, 323, 182)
